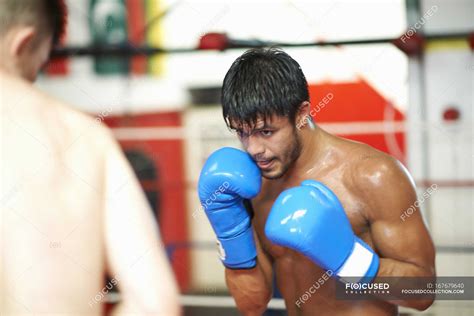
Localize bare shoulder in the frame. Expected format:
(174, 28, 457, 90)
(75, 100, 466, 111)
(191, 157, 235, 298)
(48, 96, 111, 135)
(32, 78, 117, 155)
(341, 140, 411, 187)
(40, 89, 117, 153)
(344, 141, 417, 220)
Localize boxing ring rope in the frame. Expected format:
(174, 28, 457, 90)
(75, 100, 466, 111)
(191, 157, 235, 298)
(50, 31, 474, 58)
(104, 291, 474, 312)
(104, 292, 474, 313)
(105, 292, 287, 309)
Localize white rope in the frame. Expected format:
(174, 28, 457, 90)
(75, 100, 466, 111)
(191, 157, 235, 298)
(105, 293, 474, 312)
(111, 121, 408, 141)
(180, 295, 286, 309)
(106, 293, 287, 310)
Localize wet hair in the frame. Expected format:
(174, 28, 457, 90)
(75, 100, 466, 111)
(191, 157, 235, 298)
(222, 47, 309, 129)
(0, 0, 67, 45)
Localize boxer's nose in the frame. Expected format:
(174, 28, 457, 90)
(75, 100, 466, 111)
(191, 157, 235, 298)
(244, 135, 266, 159)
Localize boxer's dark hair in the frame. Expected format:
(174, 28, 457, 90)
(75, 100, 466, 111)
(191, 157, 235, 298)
(222, 47, 309, 129)
(0, 0, 67, 45)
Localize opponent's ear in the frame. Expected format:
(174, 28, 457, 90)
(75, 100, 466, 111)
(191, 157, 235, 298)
(295, 101, 312, 129)
(10, 26, 36, 58)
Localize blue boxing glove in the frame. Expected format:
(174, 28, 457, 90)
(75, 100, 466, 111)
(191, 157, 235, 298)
(198, 147, 261, 269)
(265, 180, 379, 282)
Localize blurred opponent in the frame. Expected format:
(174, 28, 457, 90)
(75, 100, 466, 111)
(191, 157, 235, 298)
(0, 1, 180, 315)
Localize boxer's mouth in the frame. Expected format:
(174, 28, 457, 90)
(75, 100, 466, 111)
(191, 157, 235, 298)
(256, 158, 275, 169)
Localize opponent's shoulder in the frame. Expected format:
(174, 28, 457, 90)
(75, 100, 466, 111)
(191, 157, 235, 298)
(49, 94, 118, 147)
(36, 86, 118, 158)
(1, 72, 100, 130)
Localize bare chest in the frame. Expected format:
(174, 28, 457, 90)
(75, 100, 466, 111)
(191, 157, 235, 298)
(252, 175, 371, 261)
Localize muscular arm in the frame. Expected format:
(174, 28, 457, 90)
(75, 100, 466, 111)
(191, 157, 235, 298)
(103, 135, 181, 316)
(226, 231, 273, 316)
(356, 156, 436, 310)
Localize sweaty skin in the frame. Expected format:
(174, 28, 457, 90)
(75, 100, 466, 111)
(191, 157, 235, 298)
(226, 112, 435, 316)
(0, 72, 180, 316)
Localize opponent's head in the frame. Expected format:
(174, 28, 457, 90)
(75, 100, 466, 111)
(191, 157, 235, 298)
(222, 48, 311, 179)
(0, 0, 67, 82)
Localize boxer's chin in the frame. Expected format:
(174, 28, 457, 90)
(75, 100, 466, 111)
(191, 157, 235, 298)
(261, 170, 282, 180)
(261, 160, 286, 179)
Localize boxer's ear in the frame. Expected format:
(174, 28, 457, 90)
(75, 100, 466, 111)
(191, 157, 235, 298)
(10, 26, 36, 58)
(295, 101, 311, 128)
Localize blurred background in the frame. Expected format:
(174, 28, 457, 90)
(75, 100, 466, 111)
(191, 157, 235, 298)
(38, 0, 473, 314)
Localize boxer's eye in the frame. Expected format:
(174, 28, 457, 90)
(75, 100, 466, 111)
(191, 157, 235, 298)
(260, 130, 273, 137)
(236, 130, 247, 139)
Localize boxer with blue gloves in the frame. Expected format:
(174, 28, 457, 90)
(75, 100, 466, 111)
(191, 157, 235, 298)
(204, 48, 435, 316)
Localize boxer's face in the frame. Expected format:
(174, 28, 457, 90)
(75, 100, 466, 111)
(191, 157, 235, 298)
(232, 115, 302, 179)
